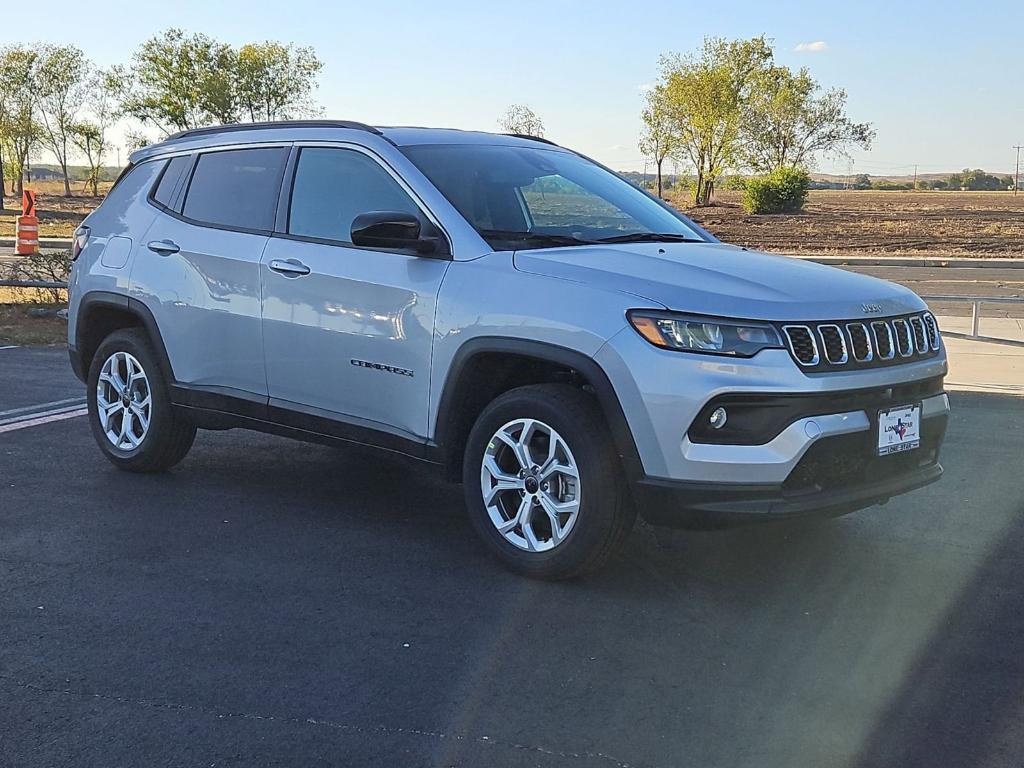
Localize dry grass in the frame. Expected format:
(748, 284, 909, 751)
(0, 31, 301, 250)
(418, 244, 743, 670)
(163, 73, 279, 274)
(0, 302, 67, 346)
(0, 179, 113, 239)
(673, 189, 1024, 258)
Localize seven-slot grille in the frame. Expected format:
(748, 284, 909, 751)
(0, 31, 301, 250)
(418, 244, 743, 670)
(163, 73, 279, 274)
(781, 313, 940, 370)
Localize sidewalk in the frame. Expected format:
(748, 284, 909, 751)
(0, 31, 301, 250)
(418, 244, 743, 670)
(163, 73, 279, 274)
(936, 315, 1024, 395)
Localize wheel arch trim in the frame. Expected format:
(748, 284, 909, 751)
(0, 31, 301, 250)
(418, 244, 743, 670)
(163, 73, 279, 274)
(432, 336, 644, 481)
(74, 291, 176, 385)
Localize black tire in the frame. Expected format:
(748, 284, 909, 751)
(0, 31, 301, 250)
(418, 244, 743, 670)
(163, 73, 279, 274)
(462, 384, 635, 580)
(86, 328, 196, 473)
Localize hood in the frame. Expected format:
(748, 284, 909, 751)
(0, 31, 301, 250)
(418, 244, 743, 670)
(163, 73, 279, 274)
(513, 242, 925, 321)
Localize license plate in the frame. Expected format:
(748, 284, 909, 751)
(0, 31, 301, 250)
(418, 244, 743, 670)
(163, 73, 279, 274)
(877, 404, 921, 456)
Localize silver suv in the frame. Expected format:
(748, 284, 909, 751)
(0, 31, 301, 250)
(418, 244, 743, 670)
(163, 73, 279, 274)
(68, 121, 949, 578)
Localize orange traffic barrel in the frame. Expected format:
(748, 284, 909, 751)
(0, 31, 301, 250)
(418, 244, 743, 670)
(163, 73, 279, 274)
(16, 190, 38, 255)
(16, 216, 39, 254)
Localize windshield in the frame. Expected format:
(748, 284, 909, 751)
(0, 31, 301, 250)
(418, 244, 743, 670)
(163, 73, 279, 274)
(401, 143, 708, 250)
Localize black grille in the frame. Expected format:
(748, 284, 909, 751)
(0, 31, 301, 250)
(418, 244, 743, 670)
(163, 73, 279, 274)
(893, 320, 914, 357)
(847, 323, 871, 361)
(871, 321, 894, 360)
(781, 313, 940, 371)
(783, 419, 946, 496)
(922, 313, 939, 350)
(783, 326, 818, 365)
(819, 325, 847, 364)
(910, 316, 928, 352)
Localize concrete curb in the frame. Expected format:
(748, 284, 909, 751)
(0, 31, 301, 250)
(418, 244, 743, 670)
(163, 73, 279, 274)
(0, 238, 73, 250)
(789, 254, 1024, 269)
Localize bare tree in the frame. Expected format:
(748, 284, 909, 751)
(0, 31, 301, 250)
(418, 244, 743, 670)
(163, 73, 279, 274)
(638, 86, 678, 198)
(498, 104, 545, 137)
(70, 71, 117, 195)
(35, 44, 90, 196)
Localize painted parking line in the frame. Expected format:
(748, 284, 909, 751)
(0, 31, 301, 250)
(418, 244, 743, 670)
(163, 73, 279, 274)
(0, 404, 89, 434)
(0, 402, 88, 428)
(0, 397, 86, 420)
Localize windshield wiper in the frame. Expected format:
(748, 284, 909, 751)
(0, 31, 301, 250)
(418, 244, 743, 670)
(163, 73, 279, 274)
(593, 232, 704, 244)
(480, 230, 596, 247)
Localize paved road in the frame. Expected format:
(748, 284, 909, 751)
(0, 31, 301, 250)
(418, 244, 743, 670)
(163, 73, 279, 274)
(843, 265, 1024, 317)
(2, 346, 1023, 767)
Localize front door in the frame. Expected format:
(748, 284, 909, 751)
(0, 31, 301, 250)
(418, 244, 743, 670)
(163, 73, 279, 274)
(260, 146, 450, 439)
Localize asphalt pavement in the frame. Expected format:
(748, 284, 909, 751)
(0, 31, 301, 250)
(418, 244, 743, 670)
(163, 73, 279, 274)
(1, 346, 1023, 768)
(844, 265, 1024, 317)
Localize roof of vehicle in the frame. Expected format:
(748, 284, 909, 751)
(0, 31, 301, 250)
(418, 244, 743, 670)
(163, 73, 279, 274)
(130, 120, 559, 163)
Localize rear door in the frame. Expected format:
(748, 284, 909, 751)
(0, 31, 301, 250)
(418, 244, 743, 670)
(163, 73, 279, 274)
(259, 145, 450, 439)
(132, 145, 289, 397)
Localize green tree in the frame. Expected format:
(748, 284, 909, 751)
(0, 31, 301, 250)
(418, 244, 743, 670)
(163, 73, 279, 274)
(659, 36, 773, 206)
(35, 44, 90, 196)
(0, 45, 40, 201)
(638, 85, 677, 198)
(112, 28, 239, 135)
(236, 42, 323, 122)
(852, 173, 872, 189)
(743, 65, 873, 173)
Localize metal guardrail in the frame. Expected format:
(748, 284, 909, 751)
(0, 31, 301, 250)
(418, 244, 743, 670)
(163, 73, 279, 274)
(922, 295, 1024, 348)
(0, 279, 68, 289)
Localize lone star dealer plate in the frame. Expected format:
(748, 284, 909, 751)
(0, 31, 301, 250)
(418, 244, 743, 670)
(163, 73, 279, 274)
(877, 403, 921, 456)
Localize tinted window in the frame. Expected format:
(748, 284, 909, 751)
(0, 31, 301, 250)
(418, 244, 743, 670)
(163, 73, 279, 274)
(403, 144, 704, 250)
(152, 155, 191, 209)
(183, 148, 288, 231)
(289, 148, 421, 244)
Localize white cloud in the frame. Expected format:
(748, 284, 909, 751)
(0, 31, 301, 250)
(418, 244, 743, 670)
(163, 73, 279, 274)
(794, 41, 828, 53)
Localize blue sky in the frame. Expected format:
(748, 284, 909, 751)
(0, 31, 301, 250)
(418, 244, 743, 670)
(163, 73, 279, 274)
(5, 0, 1022, 174)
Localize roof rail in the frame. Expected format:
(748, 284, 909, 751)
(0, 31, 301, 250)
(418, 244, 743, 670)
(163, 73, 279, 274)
(165, 120, 383, 142)
(501, 133, 559, 146)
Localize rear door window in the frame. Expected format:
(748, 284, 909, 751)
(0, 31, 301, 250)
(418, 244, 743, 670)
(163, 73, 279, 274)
(151, 155, 192, 209)
(182, 147, 289, 231)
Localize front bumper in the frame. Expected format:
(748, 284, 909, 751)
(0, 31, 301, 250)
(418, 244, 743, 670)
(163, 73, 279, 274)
(631, 396, 948, 527)
(595, 325, 950, 526)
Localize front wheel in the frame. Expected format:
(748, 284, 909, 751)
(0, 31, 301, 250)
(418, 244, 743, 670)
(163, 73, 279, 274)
(462, 384, 635, 579)
(86, 328, 196, 473)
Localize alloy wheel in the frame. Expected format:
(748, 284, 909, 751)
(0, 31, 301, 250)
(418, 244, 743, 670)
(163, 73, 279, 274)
(96, 351, 153, 451)
(480, 418, 581, 552)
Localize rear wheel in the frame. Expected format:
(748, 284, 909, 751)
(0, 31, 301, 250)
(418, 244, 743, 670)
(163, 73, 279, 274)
(86, 328, 196, 472)
(463, 384, 635, 579)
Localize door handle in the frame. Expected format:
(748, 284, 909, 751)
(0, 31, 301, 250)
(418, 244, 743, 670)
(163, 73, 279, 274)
(147, 239, 180, 256)
(269, 259, 311, 277)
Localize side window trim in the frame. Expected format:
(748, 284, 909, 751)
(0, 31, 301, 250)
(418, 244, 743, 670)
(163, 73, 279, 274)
(280, 141, 452, 258)
(171, 142, 291, 237)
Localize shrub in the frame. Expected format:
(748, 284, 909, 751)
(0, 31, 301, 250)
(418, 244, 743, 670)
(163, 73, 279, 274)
(742, 167, 810, 214)
(1, 250, 71, 303)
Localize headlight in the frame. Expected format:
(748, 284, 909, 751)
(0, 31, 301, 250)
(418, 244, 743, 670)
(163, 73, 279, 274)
(627, 310, 783, 357)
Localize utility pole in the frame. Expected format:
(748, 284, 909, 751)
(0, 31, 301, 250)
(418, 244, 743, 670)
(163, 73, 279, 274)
(1014, 145, 1022, 196)
(913, 164, 918, 190)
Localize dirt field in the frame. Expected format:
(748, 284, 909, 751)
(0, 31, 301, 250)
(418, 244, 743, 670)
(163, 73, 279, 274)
(0, 179, 112, 239)
(675, 189, 1024, 258)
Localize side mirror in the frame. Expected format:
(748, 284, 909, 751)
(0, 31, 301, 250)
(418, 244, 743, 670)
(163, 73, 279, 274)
(350, 211, 443, 255)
